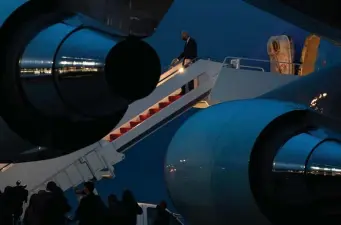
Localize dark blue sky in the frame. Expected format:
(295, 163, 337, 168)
(148, 0, 308, 66)
(5, 0, 341, 69)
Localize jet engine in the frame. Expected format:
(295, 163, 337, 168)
(165, 99, 341, 225)
(0, 0, 166, 162)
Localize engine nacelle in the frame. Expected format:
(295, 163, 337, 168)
(165, 99, 341, 225)
(0, 1, 161, 162)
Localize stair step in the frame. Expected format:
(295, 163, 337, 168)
(109, 133, 121, 142)
(120, 127, 131, 133)
(159, 101, 171, 108)
(130, 120, 140, 127)
(139, 114, 150, 121)
(149, 108, 160, 115)
(168, 95, 181, 102)
(111, 94, 182, 141)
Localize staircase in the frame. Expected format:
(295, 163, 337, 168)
(108, 93, 182, 141)
(9, 59, 223, 209)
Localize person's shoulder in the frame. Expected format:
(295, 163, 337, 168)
(94, 195, 103, 201)
(37, 190, 47, 196)
(89, 194, 104, 203)
(189, 38, 197, 46)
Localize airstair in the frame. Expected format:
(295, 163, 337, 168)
(20, 59, 222, 201)
(0, 55, 302, 220)
(1, 55, 302, 203)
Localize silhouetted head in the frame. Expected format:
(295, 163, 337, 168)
(84, 181, 95, 194)
(159, 200, 167, 209)
(181, 31, 189, 41)
(16, 180, 27, 188)
(122, 189, 136, 203)
(46, 181, 63, 195)
(28, 193, 38, 206)
(108, 194, 118, 202)
(46, 181, 57, 191)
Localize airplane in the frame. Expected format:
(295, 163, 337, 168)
(164, 1, 341, 225)
(1, 0, 341, 224)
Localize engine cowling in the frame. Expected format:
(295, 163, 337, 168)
(165, 99, 341, 225)
(0, 1, 161, 162)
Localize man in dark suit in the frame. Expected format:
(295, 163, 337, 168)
(177, 31, 198, 63)
(175, 31, 198, 94)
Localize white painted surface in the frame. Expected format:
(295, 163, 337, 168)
(210, 67, 299, 103)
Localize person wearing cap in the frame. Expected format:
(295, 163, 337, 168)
(11, 180, 28, 224)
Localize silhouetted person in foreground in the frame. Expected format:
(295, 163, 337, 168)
(27, 182, 70, 225)
(0, 182, 28, 225)
(0, 186, 15, 225)
(153, 201, 170, 225)
(45, 181, 71, 225)
(108, 194, 122, 225)
(23, 193, 39, 225)
(12, 181, 29, 224)
(75, 181, 109, 225)
(120, 190, 142, 225)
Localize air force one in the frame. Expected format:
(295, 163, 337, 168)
(1, 0, 341, 224)
(165, 1, 341, 225)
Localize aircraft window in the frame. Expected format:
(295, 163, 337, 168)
(147, 207, 182, 225)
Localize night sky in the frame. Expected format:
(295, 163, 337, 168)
(148, 0, 308, 66)
(2, 0, 311, 69)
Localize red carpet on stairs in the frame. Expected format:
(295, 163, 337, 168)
(108, 94, 182, 142)
(130, 121, 140, 127)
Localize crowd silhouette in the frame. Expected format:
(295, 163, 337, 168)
(0, 180, 171, 225)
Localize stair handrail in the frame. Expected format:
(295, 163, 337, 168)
(158, 63, 184, 84)
(222, 56, 302, 66)
(106, 58, 208, 140)
(25, 58, 214, 193)
(159, 58, 200, 84)
(0, 163, 13, 172)
(222, 55, 302, 73)
(239, 65, 265, 72)
(27, 59, 204, 192)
